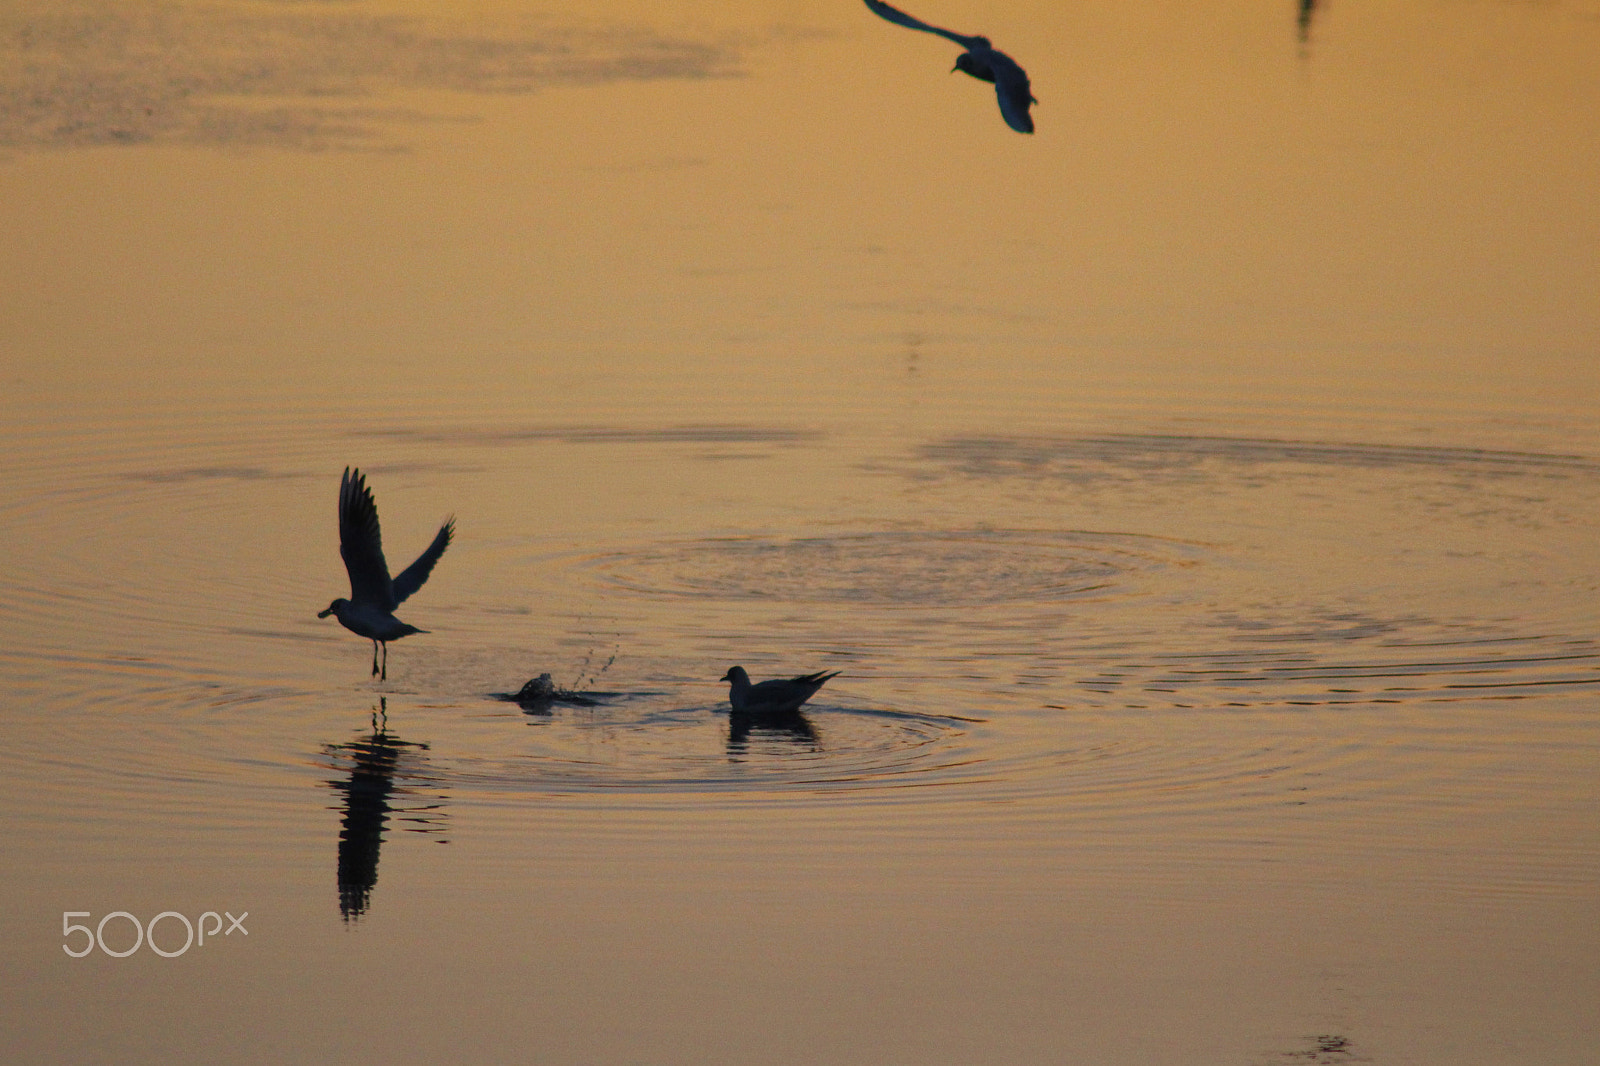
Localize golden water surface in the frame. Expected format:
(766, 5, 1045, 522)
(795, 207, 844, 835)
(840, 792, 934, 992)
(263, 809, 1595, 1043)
(2, 0, 1597, 1062)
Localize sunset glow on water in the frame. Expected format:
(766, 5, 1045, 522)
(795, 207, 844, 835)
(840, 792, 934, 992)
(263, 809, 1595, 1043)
(3, 1, 1598, 1062)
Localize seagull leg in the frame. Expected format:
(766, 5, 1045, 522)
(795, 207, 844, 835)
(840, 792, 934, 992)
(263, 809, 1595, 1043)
(380, 642, 388, 681)
(371, 640, 380, 677)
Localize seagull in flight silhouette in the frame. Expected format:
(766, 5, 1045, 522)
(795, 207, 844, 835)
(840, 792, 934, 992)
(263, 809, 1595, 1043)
(863, 0, 1036, 133)
(319, 467, 453, 680)
(720, 666, 841, 715)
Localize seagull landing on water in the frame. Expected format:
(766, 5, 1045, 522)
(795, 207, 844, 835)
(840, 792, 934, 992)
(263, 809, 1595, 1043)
(318, 467, 453, 681)
(720, 666, 841, 715)
(863, 0, 1036, 134)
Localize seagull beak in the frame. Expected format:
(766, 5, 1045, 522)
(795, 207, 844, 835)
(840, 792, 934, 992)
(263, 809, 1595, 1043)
(317, 606, 334, 618)
(719, 670, 733, 682)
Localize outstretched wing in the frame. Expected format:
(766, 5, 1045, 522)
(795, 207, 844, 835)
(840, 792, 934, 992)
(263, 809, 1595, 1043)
(863, 0, 984, 50)
(338, 467, 396, 610)
(392, 516, 454, 605)
(989, 52, 1036, 133)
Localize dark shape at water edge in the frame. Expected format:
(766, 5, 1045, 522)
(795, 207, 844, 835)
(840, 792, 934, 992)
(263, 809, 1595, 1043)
(324, 700, 446, 922)
(1279, 1032, 1361, 1064)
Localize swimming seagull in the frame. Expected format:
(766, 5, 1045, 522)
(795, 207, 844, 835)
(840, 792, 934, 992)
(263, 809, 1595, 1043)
(318, 467, 454, 681)
(720, 666, 841, 714)
(863, 0, 1036, 134)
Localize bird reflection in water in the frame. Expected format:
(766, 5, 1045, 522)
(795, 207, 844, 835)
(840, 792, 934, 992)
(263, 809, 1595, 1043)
(727, 708, 821, 757)
(323, 699, 448, 922)
(1297, 0, 1320, 52)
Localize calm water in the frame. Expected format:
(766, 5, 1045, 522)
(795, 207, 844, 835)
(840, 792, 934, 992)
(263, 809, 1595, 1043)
(3, 0, 1598, 1062)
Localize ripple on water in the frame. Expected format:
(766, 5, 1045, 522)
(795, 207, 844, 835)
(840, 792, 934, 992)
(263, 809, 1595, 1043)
(428, 701, 985, 796)
(1067, 626, 1600, 710)
(572, 530, 1208, 607)
(913, 432, 1600, 485)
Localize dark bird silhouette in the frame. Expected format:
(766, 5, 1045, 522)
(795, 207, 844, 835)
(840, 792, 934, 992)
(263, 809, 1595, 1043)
(318, 467, 453, 680)
(720, 666, 840, 714)
(863, 0, 1036, 133)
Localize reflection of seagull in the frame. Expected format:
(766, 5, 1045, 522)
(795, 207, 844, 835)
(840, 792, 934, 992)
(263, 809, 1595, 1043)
(318, 467, 453, 680)
(325, 699, 444, 922)
(863, 0, 1036, 134)
(720, 666, 840, 714)
(729, 707, 819, 749)
(1297, 0, 1319, 50)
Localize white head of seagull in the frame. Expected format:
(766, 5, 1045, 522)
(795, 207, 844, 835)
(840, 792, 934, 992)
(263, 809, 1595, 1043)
(863, 0, 1036, 134)
(720, 666, 841, 715)
(318, 466, 454, 681)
